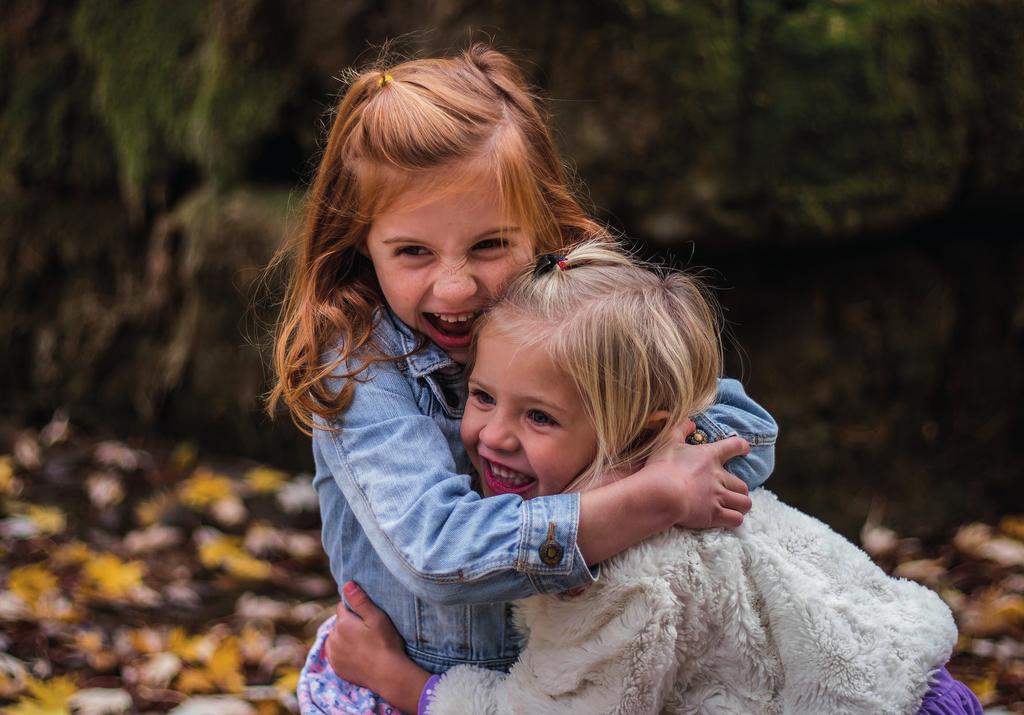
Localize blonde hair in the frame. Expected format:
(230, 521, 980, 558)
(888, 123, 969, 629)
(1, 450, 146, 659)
(473, 239, 722, 491)
(268, 45, 607, 433)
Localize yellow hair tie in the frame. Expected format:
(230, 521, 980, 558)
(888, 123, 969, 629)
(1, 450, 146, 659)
(378, 73, 393, 87)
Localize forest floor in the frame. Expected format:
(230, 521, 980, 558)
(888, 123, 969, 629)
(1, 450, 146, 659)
(1, 413, 1022, 714)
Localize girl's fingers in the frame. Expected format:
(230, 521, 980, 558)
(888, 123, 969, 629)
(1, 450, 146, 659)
(716, 508, 745, 529)
(721, 489, 753, 515)
(708, 436, 750, 465)
(343, 581, 384, 627)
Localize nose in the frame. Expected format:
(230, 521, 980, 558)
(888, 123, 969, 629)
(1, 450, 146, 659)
(478, 411, 518, 453)
(433, 262, 476, 303)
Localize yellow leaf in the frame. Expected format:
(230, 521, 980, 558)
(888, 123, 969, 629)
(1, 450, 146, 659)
(26, 505, 66, 535)
(7, 564, 58, 606)
(171, 442, 198, 473)
(223, 553, 271, 581)
(245, 466, 288, 494)
(198, 536, 271, 581)
(273, 669, 299, 693)
(168, 628, 203, 663)
(5, 675, 77, 715)
(51, 543, 95, 567)
(175, 667, 215, 694)
(965, 673, 998, 705)
(134, 493, 172, 527)
(205, 636, 245, 693)
(0, 456, 17, 496)
(82, 554, 144, 599)
(999, 515, 1024, 541)
(178, 469, 235, 509)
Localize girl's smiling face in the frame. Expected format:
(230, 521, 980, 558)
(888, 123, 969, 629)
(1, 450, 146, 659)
(461, 328, 599, 499)
(362, 170, 534, 364)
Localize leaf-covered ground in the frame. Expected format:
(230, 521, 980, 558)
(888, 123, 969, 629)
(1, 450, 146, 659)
(1, 413, 1022, 713)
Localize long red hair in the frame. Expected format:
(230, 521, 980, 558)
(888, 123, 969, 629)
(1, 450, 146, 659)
(268, 44, 607, 433)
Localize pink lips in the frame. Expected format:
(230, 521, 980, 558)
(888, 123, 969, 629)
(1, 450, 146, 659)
(482, 459, 535, 496)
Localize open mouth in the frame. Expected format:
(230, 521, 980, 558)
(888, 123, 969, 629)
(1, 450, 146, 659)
(423, 311, 478, 350)
(482, 458, 536, 496)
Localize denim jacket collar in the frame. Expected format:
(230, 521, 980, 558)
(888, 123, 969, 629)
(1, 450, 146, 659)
(382, 308, 459, 378)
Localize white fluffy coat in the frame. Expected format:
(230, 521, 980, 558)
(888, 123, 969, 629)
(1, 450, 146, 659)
(428, 491, 956, 715)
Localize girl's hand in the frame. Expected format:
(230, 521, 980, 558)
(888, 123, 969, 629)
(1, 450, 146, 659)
(326, 582, 431, 713)
(646, 419, 752, 530)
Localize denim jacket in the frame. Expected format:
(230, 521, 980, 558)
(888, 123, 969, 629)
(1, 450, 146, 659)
(312, 309, 777, 673)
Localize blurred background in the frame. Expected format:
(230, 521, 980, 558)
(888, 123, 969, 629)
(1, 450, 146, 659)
(3, 0, 1023, 538)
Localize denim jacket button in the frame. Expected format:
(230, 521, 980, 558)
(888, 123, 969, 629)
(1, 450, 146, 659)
(687, 429, 708, 445)
(539, 540, 564, 566)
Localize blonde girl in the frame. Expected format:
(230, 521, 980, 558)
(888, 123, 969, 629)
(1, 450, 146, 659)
(331, 241, 979, 715)
(271, 46, 777, 713)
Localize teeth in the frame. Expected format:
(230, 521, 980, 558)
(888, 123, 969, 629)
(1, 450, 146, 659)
(489, 462, 533, 486)
(434, 312, 477, 323)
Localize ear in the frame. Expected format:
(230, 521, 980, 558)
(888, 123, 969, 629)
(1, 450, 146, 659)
(356, 241, 370, 258)
(644, 410, 671, 430)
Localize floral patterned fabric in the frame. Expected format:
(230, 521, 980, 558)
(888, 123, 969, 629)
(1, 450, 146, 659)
(298, 615, 406, 715)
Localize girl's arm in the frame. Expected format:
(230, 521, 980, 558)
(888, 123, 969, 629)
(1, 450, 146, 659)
(329, 580, 680, 715)
(319, 356, 765, 603)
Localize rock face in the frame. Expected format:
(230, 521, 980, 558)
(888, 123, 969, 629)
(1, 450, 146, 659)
(2, 0, 1022, 532)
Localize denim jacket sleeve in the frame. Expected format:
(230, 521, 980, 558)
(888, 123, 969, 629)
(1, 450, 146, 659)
(314, 355, 597, 604)
(693, 378, 778, 490)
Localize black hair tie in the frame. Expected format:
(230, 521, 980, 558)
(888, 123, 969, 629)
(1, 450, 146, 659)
(534, 253, 568, 276)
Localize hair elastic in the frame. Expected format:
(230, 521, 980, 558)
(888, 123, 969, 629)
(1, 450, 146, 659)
(377, 73, 393, 87)
(534, 253, 569, 276)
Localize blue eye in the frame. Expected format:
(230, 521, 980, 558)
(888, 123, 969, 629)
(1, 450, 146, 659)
(527, 410, 557, 426)
(470, 388, 495, 406)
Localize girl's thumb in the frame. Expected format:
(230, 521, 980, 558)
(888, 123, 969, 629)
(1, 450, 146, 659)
(343, 581, 380, 623)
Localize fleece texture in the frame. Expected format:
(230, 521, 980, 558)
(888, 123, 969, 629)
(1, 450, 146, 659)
(427, 491, 956, 715)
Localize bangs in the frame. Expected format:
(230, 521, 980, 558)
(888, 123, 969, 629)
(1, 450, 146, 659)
(351, 133, 550, 251)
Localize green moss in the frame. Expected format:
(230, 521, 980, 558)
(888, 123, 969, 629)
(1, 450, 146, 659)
(188, 33, 295, 185)
(71, 0, 203, 207)
(0, 2, 117, 187)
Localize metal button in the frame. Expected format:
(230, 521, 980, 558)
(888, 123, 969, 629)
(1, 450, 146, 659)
(540, 540, 563, 566)
(539, 522, 563, 566)
(686, 429, 708, 445)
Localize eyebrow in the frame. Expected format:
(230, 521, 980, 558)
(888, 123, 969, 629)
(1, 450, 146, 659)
(380, 226, 522, 245)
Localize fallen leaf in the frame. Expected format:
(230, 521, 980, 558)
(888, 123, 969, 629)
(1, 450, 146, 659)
(38, 411, 70, 448)
(276, 475, 317, 514)
(134, 652, 182, 688)
(51, 542, 96, 567)
(26, 505, 67, 536)
(179, 469, 235, 510)
(210, 496, 247, 527)
(204, 636, 245, 693)
(167, 695, 255, 715)
(5, 675, 77, 715)
(67, 687, 132, 715)
(82, 555, 145, 600)
(893, 558, 947, 585)
(134, 493, 173, 527)
(959, 592, 1024, 637)
(7, 564, 59, 606)
(123, 524, 183, 555)
(0, 455, 20, 496)
(92, 441, 141, 472)
(171, 443, 198, 474)
(174, 668, 215, 695)
(0, 652, 28, 697)
(245, 467, 288, 494)
(85, 473, 124, 510)
(273, 668, 299, 693)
